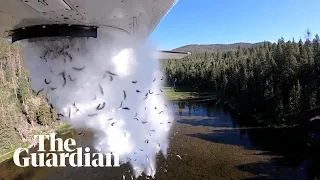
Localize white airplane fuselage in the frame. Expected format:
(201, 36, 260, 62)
(0, 0, 190, 59)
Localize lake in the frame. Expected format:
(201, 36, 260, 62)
(0, 100, 319, 180)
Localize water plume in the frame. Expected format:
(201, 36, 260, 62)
(21, 31, 173, 178)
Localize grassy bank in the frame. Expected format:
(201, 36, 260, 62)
(163, 87, 215, 101)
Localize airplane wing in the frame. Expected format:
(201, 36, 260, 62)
(0, 0, 179, 41)
(156, 50, 191, 59)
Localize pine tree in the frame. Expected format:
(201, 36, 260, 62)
(289, 81, 302, 125)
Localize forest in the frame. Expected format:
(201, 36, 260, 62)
(162, 32, 320, 126)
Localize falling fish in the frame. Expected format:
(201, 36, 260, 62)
(99, 84, 104, 95)
(118, 101, 123, 109)
(111, 122, 116, 126)
(105, 70, 117, 76)
(176, 154, 182, 159)
(68, 108, 71, 118)
(88, 113, 98, 117)
(136, 90, 141, 93)
(60, 71, 66, 87)
(68, 75, 75, 81)
(78, 131, 85, 136)
(122, 107, 130, 110)
(73, 103, 79, 111)
(72, 66, 85, 71)
(96, 102, 106, 110)
(132, 80, 137, 84)
(37, 88, 44, 95)
(58, 113, 64, 118)
(44, 79, 51, 84)
(123, 90, 126, 100)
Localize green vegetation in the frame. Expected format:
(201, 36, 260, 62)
(163, 87, 215, 101)
(0, 39, 61, 161)
(162, 30, 320, 126)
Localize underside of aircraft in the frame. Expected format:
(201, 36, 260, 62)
(0, 0, 190, 59)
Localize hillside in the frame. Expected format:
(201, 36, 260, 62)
(172, 42, 268, 53)
(0, 40, 61, 158)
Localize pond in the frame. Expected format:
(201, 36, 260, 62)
(0, 100, 319, 180)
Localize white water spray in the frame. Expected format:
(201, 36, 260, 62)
(21, 31, 173, 178)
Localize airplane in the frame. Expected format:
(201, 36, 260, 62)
(0, 0, 191, 59)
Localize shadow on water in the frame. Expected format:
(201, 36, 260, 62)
(172, 100, 320, 180)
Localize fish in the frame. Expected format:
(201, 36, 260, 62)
(60, 72, 66, 87)
(44, 79, 51, 84)
(65, 52, 72, 62)
(118, 101, 123, 109)
(72, 66, 85, 71)
(160, 89, 163, 92)
(99, 84, 104, 95)
(37, 88, 44, 95)
(132, 81, 137, 84)
(155, 106, 157, 109)
(88, 113, 98, 117)
(51, 87, 57, 91)
(111, 122, 116, 126)
(134, 118, 139, 121)
(57, 113, 64, 117)
(105, 70, 117, 76)
(142, 121, 147, 124)
(77, 131, 84, 136)
(135, 113, 138, 118)
(109, 75, 113, 81)
(149, 90, 153, 94)
(96, 102, 106, 110)
(159, 111, 164, 114)
(176, 155, 182, 160)
(107, 118, 113, 121)
(68, 75, 75, 81)
(145, 140, 149, 144)
(153, 78, 156, 82)
(123, 90, 126, 100)
(68, 108, 71, 119)
(122, 107, 130, 110)
(136, 90, 141, 93)
(149, 129, 155, 132)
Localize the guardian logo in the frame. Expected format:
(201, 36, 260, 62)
(13, 133, 120, 167)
